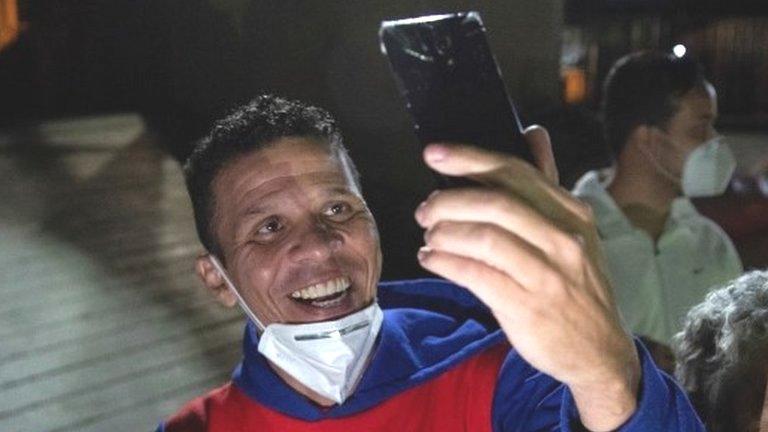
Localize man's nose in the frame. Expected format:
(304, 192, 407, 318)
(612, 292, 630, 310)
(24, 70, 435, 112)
(287, 220, 342, 263)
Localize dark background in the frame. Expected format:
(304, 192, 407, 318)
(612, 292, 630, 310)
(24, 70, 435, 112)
(2, 0, 767, 278)
(1, 3, 766, 430)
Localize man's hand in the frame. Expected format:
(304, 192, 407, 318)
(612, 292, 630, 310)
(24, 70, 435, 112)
(414, 126, 641, 431)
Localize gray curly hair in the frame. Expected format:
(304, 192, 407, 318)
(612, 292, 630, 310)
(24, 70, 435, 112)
(673, 270, 768, 430)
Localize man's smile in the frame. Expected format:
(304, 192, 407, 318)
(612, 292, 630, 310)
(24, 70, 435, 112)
(290, 276, 352, 308)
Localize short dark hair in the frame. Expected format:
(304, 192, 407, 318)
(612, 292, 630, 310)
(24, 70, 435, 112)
(602, 51, 707, 158)
(183, 95, 360, 257)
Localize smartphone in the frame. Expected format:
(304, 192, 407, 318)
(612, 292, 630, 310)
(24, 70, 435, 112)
(379, 11, 533, 187)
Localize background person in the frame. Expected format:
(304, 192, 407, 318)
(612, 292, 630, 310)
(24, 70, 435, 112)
(674, 270, 768, 432)
(572, 51, 743, 352)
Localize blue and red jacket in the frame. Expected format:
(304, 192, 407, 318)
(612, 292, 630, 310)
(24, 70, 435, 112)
(158, 279, 704, 431)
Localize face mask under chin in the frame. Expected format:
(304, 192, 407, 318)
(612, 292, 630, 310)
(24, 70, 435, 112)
(207, 255, 383, 405)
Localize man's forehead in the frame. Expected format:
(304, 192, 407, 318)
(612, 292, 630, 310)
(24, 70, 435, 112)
(213, 138, 358, 207)
(239, 173, 356, 210)
(235, 137, 337, 169)
(222, 138, 343, 180)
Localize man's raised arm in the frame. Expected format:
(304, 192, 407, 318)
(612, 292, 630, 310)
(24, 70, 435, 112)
(414, 127, 703, 431)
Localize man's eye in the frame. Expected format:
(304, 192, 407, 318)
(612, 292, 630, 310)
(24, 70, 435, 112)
(257, 219, 283, 235)
(324, 202, 351, 219)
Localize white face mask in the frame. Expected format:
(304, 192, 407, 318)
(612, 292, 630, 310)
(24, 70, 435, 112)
(642, 135, 736, 198)
(680, 137, 736, 197)
(208, 256, 383, 405)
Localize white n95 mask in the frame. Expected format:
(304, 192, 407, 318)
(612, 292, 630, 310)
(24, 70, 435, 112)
(208, 256, 383, 405)
(642, 135, 736, 198)
(680, 136, 736, 197)
(257, 303, 383, 404)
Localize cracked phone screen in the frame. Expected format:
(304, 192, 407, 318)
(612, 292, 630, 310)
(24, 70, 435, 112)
(379, 11, 533, 187)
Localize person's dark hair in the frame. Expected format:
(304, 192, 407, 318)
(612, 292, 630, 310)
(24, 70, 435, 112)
(183, 94, 360, 257)
(602, 50, 708, 158)
(673, 270, 768, 431)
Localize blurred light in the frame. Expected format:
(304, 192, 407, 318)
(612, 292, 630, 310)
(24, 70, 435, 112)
(0, 0, 20, 52)
(562, 67, 587, 104)
(673, 44, 687, 58)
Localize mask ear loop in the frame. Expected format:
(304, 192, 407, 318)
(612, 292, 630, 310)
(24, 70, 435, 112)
(208, 255, 267, 332)
(637, 126, 682, 187)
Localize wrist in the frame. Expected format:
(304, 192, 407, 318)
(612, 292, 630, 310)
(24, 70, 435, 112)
(568, 344, 641, 431)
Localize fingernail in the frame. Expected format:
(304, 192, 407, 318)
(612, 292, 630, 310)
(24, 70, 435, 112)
(417, 246, 431, 262)
(415, 201, 427, 223)
(423, 228, 432, 243)
(425, 144, 449, 162)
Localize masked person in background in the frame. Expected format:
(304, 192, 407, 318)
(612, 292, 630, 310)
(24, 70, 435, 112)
(674, 270, 768, 432)
(156, 95, 704, 431)
(572, 51, 743, 369)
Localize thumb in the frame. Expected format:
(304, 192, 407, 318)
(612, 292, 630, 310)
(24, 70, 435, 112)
(523, 125, 559, 185)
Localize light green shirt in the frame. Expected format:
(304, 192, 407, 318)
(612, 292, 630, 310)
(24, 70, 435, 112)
(573, 170, 743, 344)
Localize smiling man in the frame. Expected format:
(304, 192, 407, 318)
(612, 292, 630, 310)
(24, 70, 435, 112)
(202, 137, 380, 327)
(157, 95, 703, 431)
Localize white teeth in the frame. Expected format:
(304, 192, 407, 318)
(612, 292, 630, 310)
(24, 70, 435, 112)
(331, 279, 340, 294)
(291, 276, 350, 301)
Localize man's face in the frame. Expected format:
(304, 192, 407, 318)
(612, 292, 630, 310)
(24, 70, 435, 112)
(655, 82, 719, 179)
(206, 137, 381, 326)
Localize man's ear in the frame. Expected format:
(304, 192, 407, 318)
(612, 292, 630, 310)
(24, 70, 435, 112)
(195, 254, 237, 307)
(629, 124, 651, 145)
(628, 124, 662, 154)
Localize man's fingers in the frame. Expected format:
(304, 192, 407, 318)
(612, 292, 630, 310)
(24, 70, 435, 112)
(422, 125, 558, 185)
(417, 247, 527, 313)
(424, 221, 552, 290)
(524, 125, 559, 185)
(423, 142, 537, 179)
(422, 140, 588, 236)
(415, 188, 572, 257)
(418, 131, 609, 297)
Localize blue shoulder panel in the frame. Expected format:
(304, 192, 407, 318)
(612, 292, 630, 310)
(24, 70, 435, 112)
(491, 340, 705, 431)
